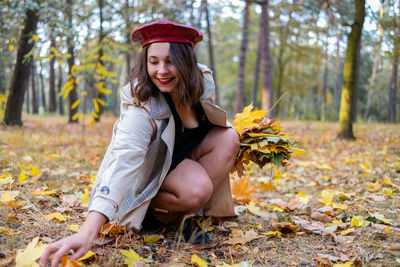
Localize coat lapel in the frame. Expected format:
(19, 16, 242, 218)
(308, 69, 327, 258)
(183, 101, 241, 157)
(200, 100, 229, 128)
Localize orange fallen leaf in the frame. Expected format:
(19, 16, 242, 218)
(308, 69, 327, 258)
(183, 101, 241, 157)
(366, 180, 380, 192)
(61, 256, 83, 267)
(258, 181, 276, 191)
(230, 176, 256, 203)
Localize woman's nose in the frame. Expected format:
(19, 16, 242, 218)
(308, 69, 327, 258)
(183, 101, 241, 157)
(158, 63, 168, 74)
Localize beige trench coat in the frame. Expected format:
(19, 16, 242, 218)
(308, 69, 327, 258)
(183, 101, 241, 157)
(88, 64, 236, 230)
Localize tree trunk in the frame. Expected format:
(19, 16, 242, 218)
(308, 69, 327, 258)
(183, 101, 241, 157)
(203, 0, 219, 105)
(388, 1, 399, 123)
(39, 60, 46, 112)
(234, 0, 249, 113)
(30, 55, 38, 114)
(252, 23, 262, 108)
(25, 77, 30, 114)
(4, 9, 39, 125)
(260, 0, 274, 116)
(334, 15, 342, 118)
(352, 37, 362, 123)
(66, 0, 78, 123)
(321, 1, 332, 121)
(0, 63, 4, 94)
(388, 50, 398, 123)
(338, 0, 365, 139)
(95, 0, 106, 122)
(274, 0, 294, 118)
(313, 10, 322, 120)
(58, 60, 64, 115)
(49, 31, 57, 112)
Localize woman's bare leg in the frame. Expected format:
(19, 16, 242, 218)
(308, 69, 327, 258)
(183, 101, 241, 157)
(190, 127, 239, 193)
(151, 127, 239, 213)
(151, 159, 213, 212)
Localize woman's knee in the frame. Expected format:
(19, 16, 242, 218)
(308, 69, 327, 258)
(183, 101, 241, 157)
(216, 128, 240, 159)
(181, 176, 213, 210)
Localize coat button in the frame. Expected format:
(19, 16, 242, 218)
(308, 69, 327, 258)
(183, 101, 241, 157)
(100, 186, 110, 195)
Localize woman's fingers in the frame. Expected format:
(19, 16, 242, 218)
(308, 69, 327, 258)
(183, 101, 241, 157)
(69, 246, 87, 261)
(51, 245, 73, 267)
(39, 242, 61, 267)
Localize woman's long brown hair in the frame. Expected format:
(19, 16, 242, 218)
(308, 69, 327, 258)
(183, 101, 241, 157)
(130, 42, 204, 109)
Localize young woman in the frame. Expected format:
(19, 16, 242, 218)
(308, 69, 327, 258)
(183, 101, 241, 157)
(40, 21, 239, 267)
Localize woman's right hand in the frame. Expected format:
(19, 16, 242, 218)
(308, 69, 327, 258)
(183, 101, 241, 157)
(39, 211, 107, 267)
(39, 231, 94, 267)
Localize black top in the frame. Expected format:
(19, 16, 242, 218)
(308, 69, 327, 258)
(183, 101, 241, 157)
(163, 93, 213, 173)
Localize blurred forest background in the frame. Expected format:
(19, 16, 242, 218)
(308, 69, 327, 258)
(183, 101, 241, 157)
(0, 0, 399, 130)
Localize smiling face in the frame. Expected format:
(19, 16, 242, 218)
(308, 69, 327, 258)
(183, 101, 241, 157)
(147, 42, 179, 94)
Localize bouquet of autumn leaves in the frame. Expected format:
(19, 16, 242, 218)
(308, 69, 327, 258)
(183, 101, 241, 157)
(232, 103, 295, 177)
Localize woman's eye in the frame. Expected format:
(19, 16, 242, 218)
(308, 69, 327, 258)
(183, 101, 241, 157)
(148, 60, 157, 65)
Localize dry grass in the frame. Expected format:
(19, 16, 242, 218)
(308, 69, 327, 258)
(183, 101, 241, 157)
(1, 115, 400, 266)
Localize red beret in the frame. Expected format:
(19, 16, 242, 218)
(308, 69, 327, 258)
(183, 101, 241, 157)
(131, 21, 203, 48)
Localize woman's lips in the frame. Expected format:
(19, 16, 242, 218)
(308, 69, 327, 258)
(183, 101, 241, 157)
(157, 78, 173, 85)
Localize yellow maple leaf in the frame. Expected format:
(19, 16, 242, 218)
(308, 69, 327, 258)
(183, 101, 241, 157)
(298, 192, 311, 204)
(246, 201, 261, 215)
(45, 212, 67, 222)
(15, 237, 47, 267)
(77, 189, 90, 207)
(68, 224, 80, 232)
(0, 172, 14, 185)
(78, 250, 96, 262)
(18, 169, 28, 184)
(120, 249, 149, 265)
(368, 212, 393, 225)
(339, 228, 355, 236)
(191, 254, 208, 267)
(331, 202, 348, 210)
(0, 191, 18, 202)
(9, 44, 14, 51)
(366, 180, 380, 192)
(320, 190, 335, 205)
(380, 176, 396, 187)
(0, 226, 21, 235)
(332, 262, 353, 267)
(262, 202, 285, 212)
(32, 187, 57, 196)
(143, 234, 163, 244)
(350, 216, 370, 227)
(196, 217, 214, 232)
(233, 103, 267, 134)
(29, 166, 42, 176)
(261, 231, 282, 238)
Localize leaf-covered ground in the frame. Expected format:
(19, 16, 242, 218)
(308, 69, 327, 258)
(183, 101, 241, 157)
(1, 115, 400, 266)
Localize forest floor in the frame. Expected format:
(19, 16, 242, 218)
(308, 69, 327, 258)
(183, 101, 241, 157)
(0, 115, 400, 267)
